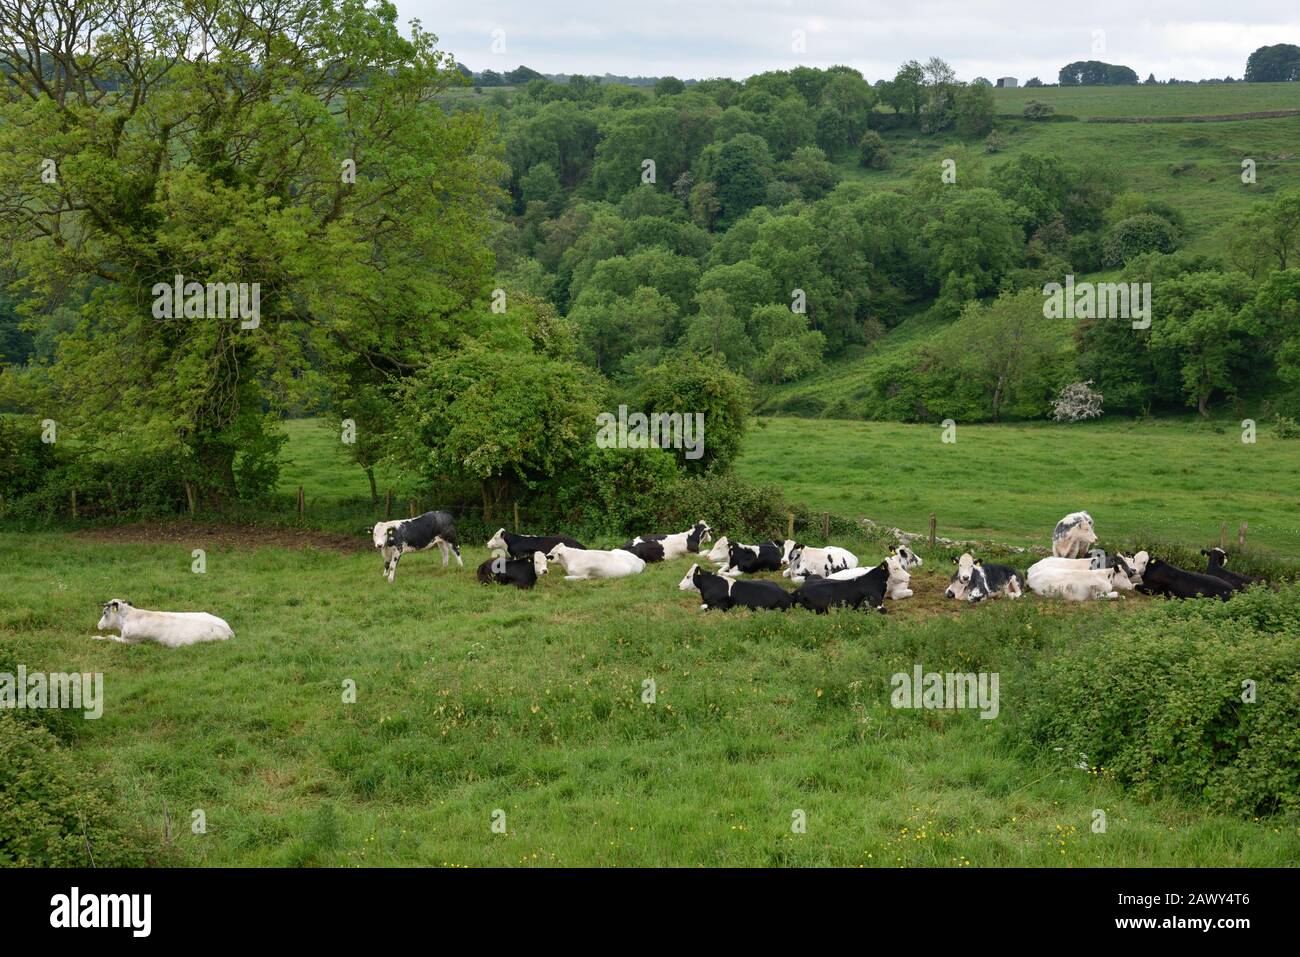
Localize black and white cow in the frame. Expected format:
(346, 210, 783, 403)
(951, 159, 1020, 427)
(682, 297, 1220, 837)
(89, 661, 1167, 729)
(1137, 558, 1235, 601)
(946, 553, 1023, 602)
(486, 528, 586, 560)
(792, 562, 889, 614)
(1052, 511, 1098, 558)
(627, 522, 712, 561)
(475, 552, 548, 590)
(678, 564, 793, 611)
(721, 540, 784, 575)
(1201, 547, 1256, 591)
(381, 511, 462, 582)
(618, 537, 667, 563)
(781, 540, 858, 582)
(890, 544, 923, 570)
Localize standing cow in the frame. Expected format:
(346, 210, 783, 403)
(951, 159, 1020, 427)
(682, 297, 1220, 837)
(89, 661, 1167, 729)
(380, 510, 462, 582)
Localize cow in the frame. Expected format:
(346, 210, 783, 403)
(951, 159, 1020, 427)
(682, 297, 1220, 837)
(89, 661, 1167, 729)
(1052, 511, 1097, 558)
(808, 553, 913, 599)
(618, 537, 667, 563)
(626, 522, 712, 561)
(1033, 552, 1144, 591)
(705, 536, 732, 565)
(721, 540, 784, 575)
(1137, 558, 1235, 601)
(383, 510, 462, 582)
(545, 543, 645, 580)
(793, 561, 889, 614)
(677, 564, 793, 612)
(945, 553, 1023, 602)
(1201, 547, 1256, 591)
(1026, 558, 1119, 601)
(890, 544, 924, 569)
(781, 540, 858, 582)
(476, 552, 548, 590)
(486, 528, 586, 560)
(94, 600, 233, 648)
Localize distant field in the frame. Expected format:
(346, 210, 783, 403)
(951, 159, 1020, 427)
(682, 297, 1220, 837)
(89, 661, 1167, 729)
(990, 82, 1300, 118)
(736, 417, 1300, 555)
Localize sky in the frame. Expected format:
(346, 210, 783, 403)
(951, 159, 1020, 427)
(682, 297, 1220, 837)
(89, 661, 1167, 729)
(397, 1, 1300, 82)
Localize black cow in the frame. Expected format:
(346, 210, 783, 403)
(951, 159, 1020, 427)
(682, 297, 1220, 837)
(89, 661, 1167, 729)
(1201, 547, 1256, 591)
(486, 527, 586, 560)
(793, 562, 890, 614)
(1137, 558, 1235, 601)
(381, 511, 461, 582)
(476, 552, 548, 590)
(618, 537, 667, 563)
(678, 564, 793, 611)
(723, 540, 783, 575)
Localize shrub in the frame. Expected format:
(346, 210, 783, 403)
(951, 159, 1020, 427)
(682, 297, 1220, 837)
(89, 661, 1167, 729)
(6, 450, 189, 522)
(1102, 213, 1180, 267)
(0, 714, 157, 866)
(653, 471, 792, 542)
(1023, 100, 1055, 119)
(1014, 589, 1300, 816)
(1051, 380, 1104, 422)
(1274, 414, 1300, 439)
(0, 415, 60, 500)
(857, 130, 892, 169)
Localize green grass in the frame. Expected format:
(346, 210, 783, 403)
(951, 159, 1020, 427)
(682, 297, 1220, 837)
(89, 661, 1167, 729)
(736, 416, 1300, 556)
(989, 82, 1300, 118)
(4, 531, 1297, 867)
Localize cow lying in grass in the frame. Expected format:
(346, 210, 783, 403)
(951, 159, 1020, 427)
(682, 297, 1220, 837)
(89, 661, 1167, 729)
(94, 600, 233, 648)
(626, 522, 712, 561)
(1137, 558, 1234, 601)
(946, 554, 1024, 602)
(1025, 558, 1118, 601)
(812, 554, 913, 599)
(793, 562, 889, 614)
(781, 541, 858, 583)
(721, 540, 784, 575)
(678, 564, 793, 611)
(1201, 547, 1256, 591)
(1031, 552, 1144, 592)
(618, 537, 667, 563)
(487, 528, 586, 560)
(545, 543, 645, 580)
(475, 552, 548, 590)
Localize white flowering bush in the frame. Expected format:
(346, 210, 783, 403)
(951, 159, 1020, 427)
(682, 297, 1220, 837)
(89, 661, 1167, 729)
(1052, 380, 1104, 422)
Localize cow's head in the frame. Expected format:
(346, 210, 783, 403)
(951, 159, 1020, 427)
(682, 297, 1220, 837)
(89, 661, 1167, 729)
(1130, 551, 1150, 578)
(885, 554, 910, 582)
(953, 553, 976, 585)
(686, 521, 712, 551)
(678, 563, 701, 592)
(486, 528, 508, 551)
(97, 599, 131, 631)
(545, 543, 569, 564)
(1201, 547, 1228, 567)
(371, 522, 393, 549)
(705, 536, 730, 563)
(781, 540, 799, 565)
(532, 552, 548, 577)
(892, 545, 922, 568)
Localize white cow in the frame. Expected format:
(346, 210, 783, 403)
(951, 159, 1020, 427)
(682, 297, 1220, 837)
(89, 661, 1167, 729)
(1052, 511, 1098, 558)
(781, 540, 859, 583)
(545, 543, 645, 580)
(1026, 559, 1119, 601)
(1034, 551, 1146, 591)
(94, 599, 233, 648)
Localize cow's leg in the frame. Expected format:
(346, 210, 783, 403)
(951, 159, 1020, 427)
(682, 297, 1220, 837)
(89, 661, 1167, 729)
(438, 540, 450, 567)
(387, 550, 401, 583)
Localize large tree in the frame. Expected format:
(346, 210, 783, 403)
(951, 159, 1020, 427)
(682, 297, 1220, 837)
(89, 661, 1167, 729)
(0, 0, 500, 500)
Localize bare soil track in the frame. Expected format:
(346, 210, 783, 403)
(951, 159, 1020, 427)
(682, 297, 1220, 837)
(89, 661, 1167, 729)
(74, 521, 369, 554)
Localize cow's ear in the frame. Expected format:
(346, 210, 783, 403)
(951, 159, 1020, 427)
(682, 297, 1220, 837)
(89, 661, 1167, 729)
(974, 558, 983, 566)
(951, 557, 958, 565)
(1200, 549, 1208, 556)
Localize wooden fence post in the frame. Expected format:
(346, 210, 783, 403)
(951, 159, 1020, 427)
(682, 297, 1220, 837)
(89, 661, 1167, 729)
(822, 512, 829, 540)
(929, 513, 937, 550)
(409, 500, 416, 518)
(514, 501, 521, 533)
(1238, 522, 1247, 549)
(385, 489, 393, 520)
(1219, 522, 1227, 550)
(297, 486, 305, 518)
(184, 482, 195, 514)
(70, 489, 78, 519)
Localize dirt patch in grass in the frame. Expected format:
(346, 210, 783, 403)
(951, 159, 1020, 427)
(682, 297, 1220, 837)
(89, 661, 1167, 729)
(74, 521, 370, 554)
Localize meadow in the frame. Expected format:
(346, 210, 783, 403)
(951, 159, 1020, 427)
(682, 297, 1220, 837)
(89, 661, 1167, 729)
(3, 416, 1298, 866)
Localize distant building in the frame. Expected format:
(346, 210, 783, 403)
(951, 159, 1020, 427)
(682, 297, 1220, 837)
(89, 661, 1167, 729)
(996, 77, 1018, 88)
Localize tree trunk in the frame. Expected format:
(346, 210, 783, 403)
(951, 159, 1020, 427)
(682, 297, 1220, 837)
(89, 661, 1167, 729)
(1198, 391, 1209, 418)
(991, 373, 1006, 423)
(366, 466, 378, 504)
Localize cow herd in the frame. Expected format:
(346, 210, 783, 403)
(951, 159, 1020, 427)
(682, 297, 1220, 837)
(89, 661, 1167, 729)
(88, 507, 1266, 647)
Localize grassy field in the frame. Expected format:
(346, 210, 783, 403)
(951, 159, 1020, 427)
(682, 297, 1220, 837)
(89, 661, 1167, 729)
(988, 82, 1300, 118)
(5, 529, 1298, 867)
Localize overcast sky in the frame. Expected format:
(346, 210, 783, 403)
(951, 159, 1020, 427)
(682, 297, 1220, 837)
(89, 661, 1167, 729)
(398, 1, 1299, 82)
